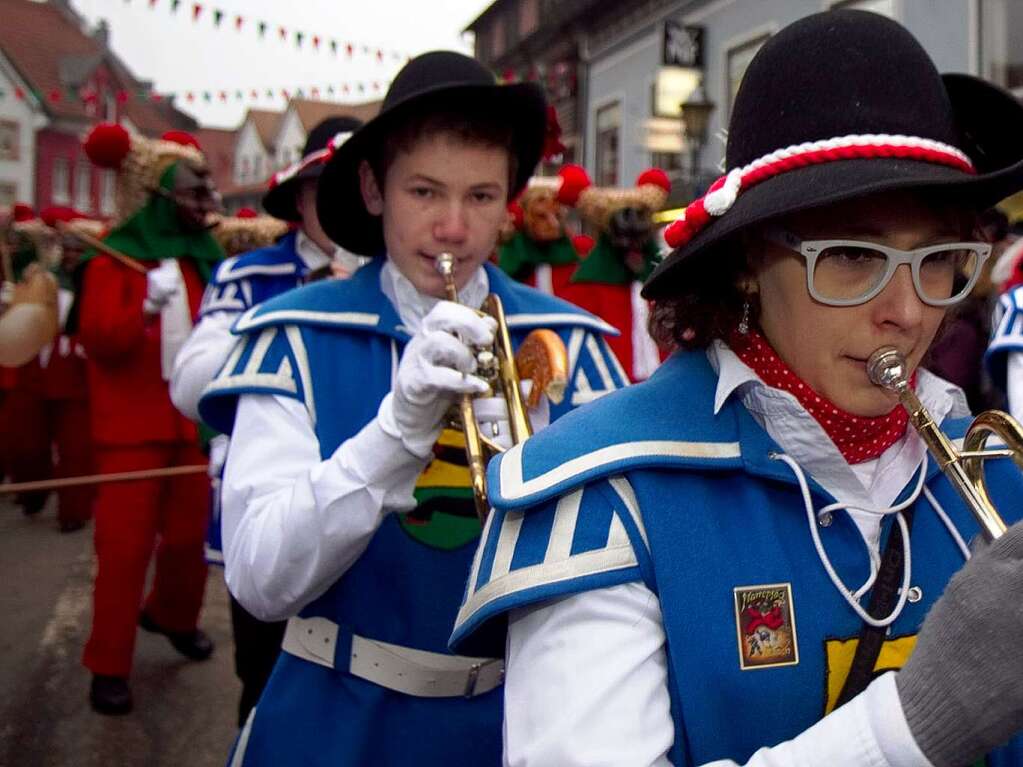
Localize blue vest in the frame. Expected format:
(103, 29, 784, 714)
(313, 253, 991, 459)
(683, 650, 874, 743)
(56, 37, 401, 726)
(198, 259, 624, 766)
(986, 284, 1023, 391)
(199, 230, 309, 319)
(452, 351, 1023, 766)
(199, 230, 311, 563)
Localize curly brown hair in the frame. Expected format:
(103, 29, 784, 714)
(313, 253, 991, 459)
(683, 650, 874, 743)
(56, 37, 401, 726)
(648, 237, 753, 352)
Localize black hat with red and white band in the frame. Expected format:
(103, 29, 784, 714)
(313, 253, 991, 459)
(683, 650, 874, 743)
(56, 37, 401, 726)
(262, 116, 364, 222)
(643, 9, 1023, 299)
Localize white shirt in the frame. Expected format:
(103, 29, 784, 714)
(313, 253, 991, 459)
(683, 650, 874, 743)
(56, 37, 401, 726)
(503, 344, 970, 767)
(219, 262, 490, 621)
(169, 229, 370, 421)
(295, 229, 368, 279)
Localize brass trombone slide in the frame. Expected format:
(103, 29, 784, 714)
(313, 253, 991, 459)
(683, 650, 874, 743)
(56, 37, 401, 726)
(867, 346, 1023, 541)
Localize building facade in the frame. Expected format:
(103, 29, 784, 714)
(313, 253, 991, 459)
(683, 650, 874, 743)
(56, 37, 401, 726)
(0, 0, 195, 214)
(471, 0, 1023, 205)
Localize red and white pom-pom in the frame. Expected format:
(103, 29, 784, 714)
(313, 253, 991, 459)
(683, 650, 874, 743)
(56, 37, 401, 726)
(637, 168, 671, 194)
(507, 200, 525, 230)
(83, 123, 132, 169)
(162, 130, 202, 151)
(12, 202, 35, 222)
(236, 207, 258, 219)
(572, 233, 596, 257)
(557, 164, 592, 206)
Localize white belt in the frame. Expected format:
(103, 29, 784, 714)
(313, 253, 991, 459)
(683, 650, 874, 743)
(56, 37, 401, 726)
(281, 616, 504, 698)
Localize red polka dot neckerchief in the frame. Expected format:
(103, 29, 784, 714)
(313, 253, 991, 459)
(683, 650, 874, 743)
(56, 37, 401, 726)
(730, 329, 911, 464)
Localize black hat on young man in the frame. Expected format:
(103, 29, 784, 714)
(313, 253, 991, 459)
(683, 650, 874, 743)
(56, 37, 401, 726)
(315, 51, 547, 256)
(643, 9, 1023, 299)
(262, 116, 364, 222)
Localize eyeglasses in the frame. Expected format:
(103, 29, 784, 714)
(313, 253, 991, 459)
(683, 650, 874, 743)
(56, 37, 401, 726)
(764, 227, 992, 307)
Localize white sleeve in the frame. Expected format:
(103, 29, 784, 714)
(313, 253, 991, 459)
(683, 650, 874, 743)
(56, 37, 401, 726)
(170, 310, 239, 421)
(1007, 352, 1023, 423)
(221, 392, 430, 621)
(504, 583, 933, 767)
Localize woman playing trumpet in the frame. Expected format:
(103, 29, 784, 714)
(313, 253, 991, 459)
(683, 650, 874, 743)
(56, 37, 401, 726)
(451, 11, 1023, 766)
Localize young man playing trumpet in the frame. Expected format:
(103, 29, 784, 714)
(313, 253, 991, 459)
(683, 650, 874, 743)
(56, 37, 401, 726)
(198, 51, 624, 765)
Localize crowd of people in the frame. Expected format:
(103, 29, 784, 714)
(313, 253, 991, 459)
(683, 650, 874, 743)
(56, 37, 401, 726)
(6, 7, 1023, 766)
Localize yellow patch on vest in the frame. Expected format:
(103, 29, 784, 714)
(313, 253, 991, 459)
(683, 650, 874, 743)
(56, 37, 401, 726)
(823, 634, 918, 714)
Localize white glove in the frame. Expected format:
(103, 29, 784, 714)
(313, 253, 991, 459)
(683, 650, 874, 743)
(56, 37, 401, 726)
(378, 301, 496, 458)
(143, 260, 182, 315)
(472, 380, 551, 452)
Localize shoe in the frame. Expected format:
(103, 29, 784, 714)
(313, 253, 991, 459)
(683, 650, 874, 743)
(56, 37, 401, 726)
(138, 611, 214, 661)
(90, 674, 132, 715)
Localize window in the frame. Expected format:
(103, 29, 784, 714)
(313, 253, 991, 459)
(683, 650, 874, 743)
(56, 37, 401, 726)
(519, 0, 539, 38)
(74, 159, 92, 212)
(651, 151, 683, 175)
(830, 0, 894, 16)
(52, 158, 70, 204)
(0, 182, 15, 207)
(241, 156, 251, 182)
(100, 170, 116, 215)
(254, 154, 263, 179)
(726, 34, 770, 118)
(595, 101, 620, 187)
(491, 17, 507, 59)
(0, 121, 19, 161)
(104, 93, 117, 122)
(979, 0, 1023, 92)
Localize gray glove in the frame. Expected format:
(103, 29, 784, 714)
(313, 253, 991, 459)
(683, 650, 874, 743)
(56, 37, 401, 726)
(897, 521, 1023, 766)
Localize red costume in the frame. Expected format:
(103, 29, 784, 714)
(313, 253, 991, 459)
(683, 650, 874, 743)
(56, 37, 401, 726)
(556, 165, 671, 381)
(76, 125, 223, 680)
(1, 206, 94, 528)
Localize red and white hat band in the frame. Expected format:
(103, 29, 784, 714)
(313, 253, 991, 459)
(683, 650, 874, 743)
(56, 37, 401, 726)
(663, 134, 975, 249)
(269, 131, 354, 189)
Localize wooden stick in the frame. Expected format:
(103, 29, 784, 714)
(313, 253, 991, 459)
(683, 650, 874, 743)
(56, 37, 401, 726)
(0, 464, 209, 494)
(56, 222, 148, 274)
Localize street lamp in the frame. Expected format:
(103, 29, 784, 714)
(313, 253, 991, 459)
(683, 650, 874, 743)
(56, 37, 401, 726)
(679, 82, 715, 198)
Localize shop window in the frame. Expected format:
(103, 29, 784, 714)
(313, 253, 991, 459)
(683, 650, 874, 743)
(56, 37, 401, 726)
(52, 158, 70, 204)
(0, 121, 19, 161)
(979, 0, 1023, 91)
(726, 34, 770, 118)
(595, 101, 620, 187)
(74, 159, 92, 212)
(519, 0, 539, 38)
(100, 170, 116, 215)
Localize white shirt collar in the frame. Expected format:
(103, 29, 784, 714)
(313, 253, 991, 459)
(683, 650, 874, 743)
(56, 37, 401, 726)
(707, 339, 971, 514)
(296, 229, 368, 277)
(379, 259, 489, 335)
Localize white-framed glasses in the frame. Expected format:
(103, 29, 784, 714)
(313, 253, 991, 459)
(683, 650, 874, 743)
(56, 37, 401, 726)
(764, 227, 992, 307)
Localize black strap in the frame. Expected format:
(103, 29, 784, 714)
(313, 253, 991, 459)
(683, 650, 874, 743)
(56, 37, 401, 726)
(834, 508, 915, 708)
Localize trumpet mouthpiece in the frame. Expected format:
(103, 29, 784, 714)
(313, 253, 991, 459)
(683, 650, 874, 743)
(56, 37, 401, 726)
(867, 346, 908, 390)
(435, 253, 455, 277)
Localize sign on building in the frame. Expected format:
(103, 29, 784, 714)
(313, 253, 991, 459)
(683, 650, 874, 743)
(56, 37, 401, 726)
(663, 21, 704, 68)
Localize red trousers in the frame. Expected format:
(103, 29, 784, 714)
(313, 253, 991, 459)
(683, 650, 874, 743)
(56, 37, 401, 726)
(1, 381, 95, 525)
(82, 443, 210, 677)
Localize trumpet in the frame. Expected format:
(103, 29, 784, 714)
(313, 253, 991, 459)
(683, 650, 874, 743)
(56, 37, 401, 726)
(867, 346, 1023, 541)
(435, 253, 568, 521)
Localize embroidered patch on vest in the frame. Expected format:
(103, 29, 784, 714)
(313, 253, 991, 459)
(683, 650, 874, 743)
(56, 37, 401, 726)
(734, 583, 799, 670)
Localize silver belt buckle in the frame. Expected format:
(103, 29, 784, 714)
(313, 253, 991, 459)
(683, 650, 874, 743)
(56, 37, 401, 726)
(463, 662, 482, 698)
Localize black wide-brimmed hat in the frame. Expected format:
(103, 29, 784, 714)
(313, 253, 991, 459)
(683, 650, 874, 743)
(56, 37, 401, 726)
(643, 9, 1023, 299)
(263, 116, 364, 222)
(315, 51, 547, 256)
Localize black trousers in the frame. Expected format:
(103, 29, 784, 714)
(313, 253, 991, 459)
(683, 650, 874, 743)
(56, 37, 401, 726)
(229, 593, 286, 726)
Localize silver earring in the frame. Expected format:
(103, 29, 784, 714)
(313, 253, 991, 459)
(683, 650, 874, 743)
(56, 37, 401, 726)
(738, 300, 750, 335)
